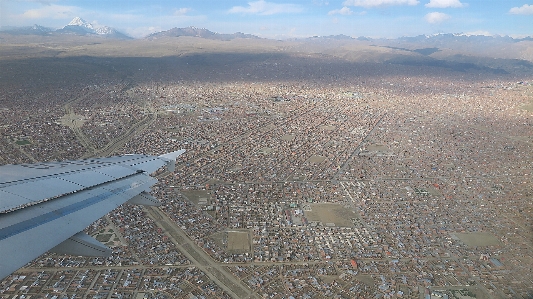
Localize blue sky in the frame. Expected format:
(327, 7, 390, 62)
(0, 0, 532, 38)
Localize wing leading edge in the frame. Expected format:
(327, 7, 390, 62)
(0, 150, 184, 281)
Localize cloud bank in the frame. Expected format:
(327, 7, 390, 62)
(20, 4, 78, 19)
(509, 4, 533, 15)
(328, 6, 353, 15)
(425, 11, 450, 23)
(174, 8, 192, 16)
(343, 0, 419, 7)
(425, 0, 465, 8)
(229, 0, 303, 15)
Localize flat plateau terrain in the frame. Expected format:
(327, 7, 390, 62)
(0, 34, 532, 299)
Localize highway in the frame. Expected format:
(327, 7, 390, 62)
(145, 206, 258, 299)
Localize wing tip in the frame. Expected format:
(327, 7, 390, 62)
(159, 149, 186, 161)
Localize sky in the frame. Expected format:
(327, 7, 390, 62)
(0, 0, 532, 39)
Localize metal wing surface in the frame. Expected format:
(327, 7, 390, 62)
(0, 150, 184, 280)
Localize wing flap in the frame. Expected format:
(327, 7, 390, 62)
(0, 190, 29, 213)
(59, 169, 115, 187)
(0, 172, 155, 280)
(127, 191, 161, 206)
(50, 232, 111, 257)
(92, 165, 138, 179)
(0, 178, 82, 213)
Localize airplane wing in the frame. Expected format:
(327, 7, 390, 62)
(0, 150, 185, 281)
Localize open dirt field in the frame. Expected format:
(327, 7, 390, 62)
(259, 147, 275, 154)
(281, 134, 295, 141)
(453, 232, 501, 247)
(521, 100, 533, 112)
(308, 155, 326, 164)
(305, 203, 357, 227)
(92, 227, 125, 247)
(181, 190, 211, 205)
(319, 125, 336, 131)
(227, 231, 251, 253)
(59, 113, 87, 129)
(367, 144, 390, 153)
(355, 274, 375, 286)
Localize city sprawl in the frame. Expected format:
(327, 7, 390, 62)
(0, 37, 532, 299)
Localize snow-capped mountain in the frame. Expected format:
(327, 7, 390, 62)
(95, 26, 116, 35)
(56, 17, 131, 39)
(67, 17, 94, 31)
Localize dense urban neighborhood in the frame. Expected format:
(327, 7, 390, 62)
(0, 25, 532, 298)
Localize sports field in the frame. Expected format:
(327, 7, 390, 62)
(454, 232, 501, 247)
(181, 190, 211, 205)
(227, 231, 250, 253)
(305, 203, 357, 227)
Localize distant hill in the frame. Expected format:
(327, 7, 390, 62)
(2, 21, 532, 45)
(389, 33, 533, 46)
(146, 26, 260, 41)
(364, 33, 533, 62)
(366, 33, 533, 50)
(307, 34, 354, 40)
(0, 24, 53, 36)
(0, 17, 131, 39)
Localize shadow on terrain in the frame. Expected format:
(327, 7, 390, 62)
(0, 52, 531, 93)
(377, 45, 441, 56)
(386, 56, 510, 74)
(413, 48, 440, 56)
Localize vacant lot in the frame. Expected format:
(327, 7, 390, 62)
(305, 203, 357, 227)
(308, 155, 326, 164)
(367, 144, 390, 153)
(454, 232, 501, 247)
(59, 113, 87, 129)
(181, 190, 211, 205)
(281, 134, 295, 141)
(95, 234, 112, 243)
(227, 231, 251, 253)
(15, 139, 31, 145)
(259, 147, 274, 154)
(521, 100, 533, 112)
(319, 125, 336, 131)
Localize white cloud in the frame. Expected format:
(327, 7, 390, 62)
(424, 11, 450, 23)
(509, 4, 533, 15)
(228, 0, 303, 15)
(124, 26, 162, 38)
(313, 0, 330, 5)
(29, 0, 59, 4)
(425, 0, 465, 8)
(342, 0, 419, 7)
(20, 4, 78, 19)
(173, 8, 191, 16)
(0, 0, 59, 4)
(328, 6, 353, 15)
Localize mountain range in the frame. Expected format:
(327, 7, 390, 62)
(0, 17, 131, 39)
(0, 18, 262, 41)
(1, 17, 532, 45)
(145, 26, 260, 41)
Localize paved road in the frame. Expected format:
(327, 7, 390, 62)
(145, 206, 258, 299)
(63, 90, 99, 155)
(87, 107, 157, 158)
